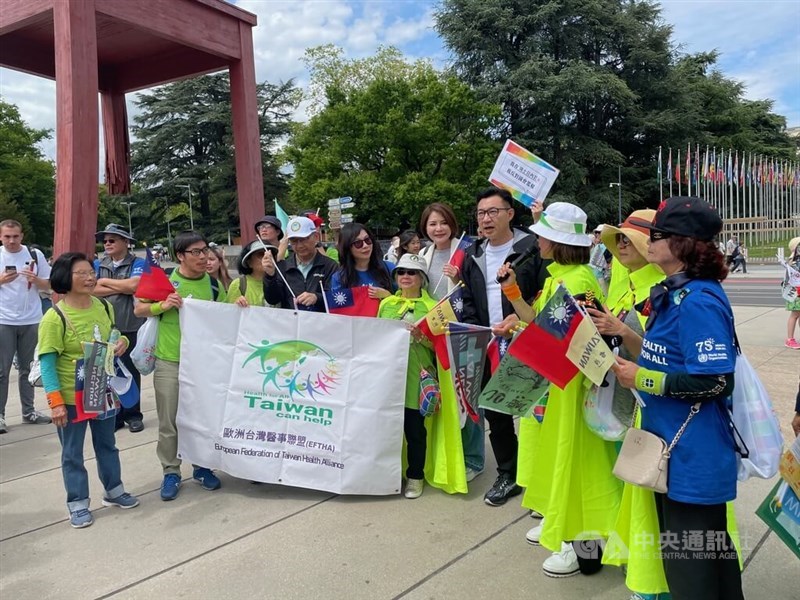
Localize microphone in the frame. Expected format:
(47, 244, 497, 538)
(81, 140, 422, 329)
(496, 245, 538, 283)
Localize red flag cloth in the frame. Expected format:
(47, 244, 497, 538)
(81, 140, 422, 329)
(448, 236, 473, 272)
(324, 286, 380, 317)
(135, 247, 175, 302)
(508, 285, 582, 389)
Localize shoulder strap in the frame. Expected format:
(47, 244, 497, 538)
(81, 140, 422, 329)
(98, 297, 112, 322)
(239, 275, 247, 294)
(209, 276, 219, 301)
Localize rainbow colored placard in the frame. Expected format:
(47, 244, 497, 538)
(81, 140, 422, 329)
(488, 140, 560, 207)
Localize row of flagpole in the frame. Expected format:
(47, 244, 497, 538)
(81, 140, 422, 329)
(656, 145, 800, 247)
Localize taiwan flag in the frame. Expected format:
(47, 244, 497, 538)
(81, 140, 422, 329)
(448, 234, 473, 272)
(508, 285, 582, 389)
(135, 247, 175, 302)
(486, 335, 510, 374)
(323, 286, 380, 317)
(417, 286, 465, 369)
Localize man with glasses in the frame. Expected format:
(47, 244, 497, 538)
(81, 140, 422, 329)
(93, 224, 147, 433)
(133, 231, 226, 501)
(262, 216, 338, 311)
(0, 219, 52, 432)
(460, 188, 548, 506)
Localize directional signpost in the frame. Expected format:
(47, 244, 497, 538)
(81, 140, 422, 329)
(327, 197, 355, 230)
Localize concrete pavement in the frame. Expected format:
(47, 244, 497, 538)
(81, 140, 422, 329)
(1, 305, 798, 600)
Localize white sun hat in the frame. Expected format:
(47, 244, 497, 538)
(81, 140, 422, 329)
(529, 202, 591, 247)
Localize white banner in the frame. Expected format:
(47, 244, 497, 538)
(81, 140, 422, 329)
(177, 300, 409, 495)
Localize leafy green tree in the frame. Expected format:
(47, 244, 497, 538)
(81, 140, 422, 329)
(435, 0, 794, 224)
(287, 47, 502, 231)
(0, 98, 55, 244)
(129, 73, 300, 241)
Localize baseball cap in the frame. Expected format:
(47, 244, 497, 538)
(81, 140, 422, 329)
(285, 217, 317, 239)
(629, 196, 722, 241)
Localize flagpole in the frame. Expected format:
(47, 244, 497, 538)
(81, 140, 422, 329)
(257, 238, 296, 301)
(658, 146, 663, 202)
(668, 147, 673, 197)
(319, 281, 330, 313)
(677, 148, 682, 196)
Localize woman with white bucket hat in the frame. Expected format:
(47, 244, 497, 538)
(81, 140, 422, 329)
(495, 202, 621, 578)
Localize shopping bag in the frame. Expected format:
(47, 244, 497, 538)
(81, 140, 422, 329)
(109, 359, 139, 409)
(731, 353, 783, 480)
(419, 368, 441, 417)
(584, 368, 631, 441)
(131, 317, 158, 375)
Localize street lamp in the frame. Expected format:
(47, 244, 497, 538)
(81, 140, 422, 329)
(121, 200, 136, 238)
(609, 166, 622, 224)
(177, 183, 195, 230)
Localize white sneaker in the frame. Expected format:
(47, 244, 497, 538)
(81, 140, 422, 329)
(465, 467, 484, 482)
(0, 417, 6, 434)
(526, 518, 545, 545)
(404, 478, 424, 499)
(542, 542, 580, 578)
(529, 509, 543, 519)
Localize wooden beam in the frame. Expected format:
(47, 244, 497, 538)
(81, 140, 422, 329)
(229, 21, 264, 240)
(96, 0, 242, 61)
(0, 0, 52, 36)
(193, 0, 257, 25)
(0, 34, 55, 79)
(101, 47, 229, 93)
(53, 0, 100, 259)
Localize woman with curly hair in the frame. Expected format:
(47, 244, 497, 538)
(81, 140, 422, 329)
(331, 223, 394, 300)
(613, 197, 743, 600)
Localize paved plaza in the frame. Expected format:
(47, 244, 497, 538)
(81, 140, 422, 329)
(1, 305, 798, 599)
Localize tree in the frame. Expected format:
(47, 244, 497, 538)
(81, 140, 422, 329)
(286, 47, 502, 231)
(0, 98, 55, 244)
(435, 0, 794, 224)
(129, 73, 300, 242)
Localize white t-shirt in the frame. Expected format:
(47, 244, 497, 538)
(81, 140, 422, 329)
(484, 238, 514, 328)
(0, 246, 51, 326)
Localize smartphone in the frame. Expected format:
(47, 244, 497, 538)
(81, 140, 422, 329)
(5, 266, 16, 273)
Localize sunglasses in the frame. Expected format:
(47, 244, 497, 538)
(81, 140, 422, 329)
(103, 239, 119, 244)
(615, 234, 632, 246)
(649, 231, 672, 242)
(351, 237, 373, 249)
(395, 268, 421, 277)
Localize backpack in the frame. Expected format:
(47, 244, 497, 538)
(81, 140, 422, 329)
(29, 299, 112, 387)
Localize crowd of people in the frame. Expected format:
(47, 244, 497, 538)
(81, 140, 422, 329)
(0, 190, 798, 599)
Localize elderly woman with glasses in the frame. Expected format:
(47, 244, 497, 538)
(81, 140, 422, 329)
(38, 252, 139, 528)
(330, 223, 394, 298)
(612, 197, 743, 600)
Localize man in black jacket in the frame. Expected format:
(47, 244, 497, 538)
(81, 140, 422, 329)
(262, 216, 338, 311)
(461, 187, 548, 506)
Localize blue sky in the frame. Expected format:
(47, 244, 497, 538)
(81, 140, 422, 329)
(1, 0, 798, 164)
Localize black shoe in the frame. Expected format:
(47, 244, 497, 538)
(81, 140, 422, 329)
(128, 419, 144, 433)
(484, 473, 522, 506)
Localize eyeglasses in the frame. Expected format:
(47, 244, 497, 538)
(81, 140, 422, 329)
(395, 269, 421, 277)
(183, 247, 211, 256)
(476, 207, 511, 220)
(615, 234, 632, 246)
(103, 239, 119, 245)
(351, 238, 373, 250)
(72, 270, 97, 278)
(649, 231, 672, 242)
(257, 224, 275, 231)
